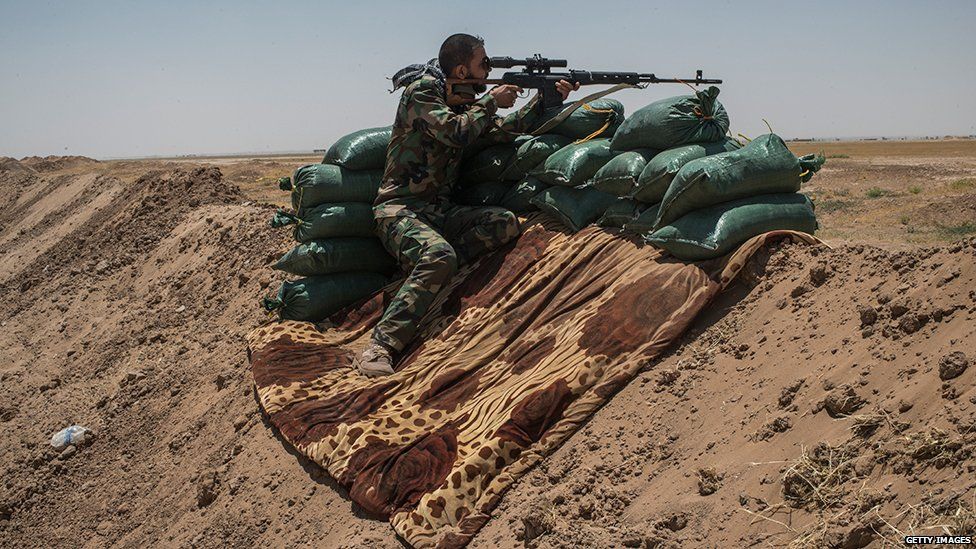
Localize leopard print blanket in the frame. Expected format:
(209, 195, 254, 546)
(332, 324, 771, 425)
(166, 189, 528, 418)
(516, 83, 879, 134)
(247, 213, 819, 547)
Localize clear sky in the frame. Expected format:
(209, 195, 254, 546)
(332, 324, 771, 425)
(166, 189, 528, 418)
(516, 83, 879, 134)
(2, 0, 974, 159)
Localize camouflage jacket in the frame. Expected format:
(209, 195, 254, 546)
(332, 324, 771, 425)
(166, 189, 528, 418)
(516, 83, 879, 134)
(373, 75, 543, 219)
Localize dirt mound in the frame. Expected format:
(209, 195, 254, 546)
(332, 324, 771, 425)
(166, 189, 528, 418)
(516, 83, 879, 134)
(473, 239, 976, 548)
(0, 157, 36, 175)
(19, 155, 100, 172)
(1, 159, 973, 548)
(0, 165, 312, 547)
(912, 193, 976, 228)
(0, 167, 242, 290)
(0, 158, 39, 218)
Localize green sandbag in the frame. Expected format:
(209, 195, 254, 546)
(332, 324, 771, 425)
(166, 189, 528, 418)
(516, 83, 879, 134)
(654, 133, 825, 229)
(632, 138, 742, 204)
(322, 126, 392, 170)
(623, 203, 661, 234)
(270, 203, 376, 242)
(532, 139, 614, 187)
(611, 86, 729, 151)
(530, 185, 618, 232)
(534, 99, 625, 140)
(284, 164, 383, 209)
(498, 135, 536, 181)
(511, 134, 573, 176)
(646, 193, 818, 261)
(453, 181, 512, 207)
(273, 238, 395, 276)
(461, 136, 497, 161)
(262, 273, 389, 322)
(588, 149, 660, 196)
(461, 143, 518, 183)
(501, 177, 549, 214)
(596, 198, 643, 229)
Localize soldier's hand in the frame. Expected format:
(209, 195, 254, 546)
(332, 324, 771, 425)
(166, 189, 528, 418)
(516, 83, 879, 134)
(556, 79, 581, 101)
(489, 84, 521, 108)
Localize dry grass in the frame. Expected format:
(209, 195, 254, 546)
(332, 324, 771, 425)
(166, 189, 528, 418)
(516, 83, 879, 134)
(850, 414, 884, 438)
(846, 408, 908, 438)
(936, 222, 976, 238)
(872, 493, 976, 540)
(746, 415, 975, 547)
(902, 428, 964, 464)
(781, 443, 860, 509)
(948, 177, 976, 191)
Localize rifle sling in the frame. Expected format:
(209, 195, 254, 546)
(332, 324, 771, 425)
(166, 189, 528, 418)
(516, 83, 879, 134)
(530, 83, 637, 136)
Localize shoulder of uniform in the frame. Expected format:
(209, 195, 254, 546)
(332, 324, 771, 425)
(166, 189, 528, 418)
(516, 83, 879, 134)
(405, 75, 444, 98)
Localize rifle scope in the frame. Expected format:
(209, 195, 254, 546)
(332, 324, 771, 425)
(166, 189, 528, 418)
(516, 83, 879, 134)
(489, 54, 567, 73)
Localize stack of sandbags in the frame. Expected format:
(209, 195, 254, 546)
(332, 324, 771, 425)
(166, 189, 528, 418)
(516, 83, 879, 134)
(643, 133, 824, 260)
(455, 100, 627, 225)
(524, 99, 627, 231)
(454, 135, 533, 207)
(586, 149, 659, 229)
(622, 138, 743, 233)
(567, 88, 824, 257)
(571, 86, 735, 233)
(528, 138, 620, 232)
(263, 127, 395, 321)
(526, 87, 736, 233)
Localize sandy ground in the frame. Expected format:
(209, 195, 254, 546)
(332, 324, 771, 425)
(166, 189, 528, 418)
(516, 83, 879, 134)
(0, 143, 974, 548)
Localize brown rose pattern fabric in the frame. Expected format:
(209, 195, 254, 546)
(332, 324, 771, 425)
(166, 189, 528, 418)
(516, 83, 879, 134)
(247, 214, 820, 548)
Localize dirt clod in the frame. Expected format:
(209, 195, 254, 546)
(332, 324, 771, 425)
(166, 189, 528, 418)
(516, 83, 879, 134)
(823, 385, 867, 418)
(520, 508, 554, 542)
(697, 467, 723, 496)
(809, 263, 831, 286)
(889, 301, 910, 319)
(938, 351, 969, 380)
(656, 513, 688, 532)
(858, 305, 878, 326)
(196, 476, 219, 508)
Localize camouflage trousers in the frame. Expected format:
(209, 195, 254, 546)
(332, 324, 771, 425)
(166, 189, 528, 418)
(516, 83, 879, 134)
(372, 203, 521, 353)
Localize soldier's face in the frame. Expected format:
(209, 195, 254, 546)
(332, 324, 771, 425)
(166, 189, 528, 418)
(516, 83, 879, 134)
(464, 46, 489, 80)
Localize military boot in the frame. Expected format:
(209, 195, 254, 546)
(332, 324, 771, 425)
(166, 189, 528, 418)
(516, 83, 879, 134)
(355, 340, 395, 378)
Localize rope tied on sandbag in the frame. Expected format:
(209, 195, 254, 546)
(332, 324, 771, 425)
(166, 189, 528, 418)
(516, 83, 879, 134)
(692, 106, 714, 121)
(675, 80, 719, 122)
(573, 103, 617, 144)
(798, 154, 827, 183)
(270, 210, 304, 228)
(677, 79, 713, 120)
(261, 297, 282, 318)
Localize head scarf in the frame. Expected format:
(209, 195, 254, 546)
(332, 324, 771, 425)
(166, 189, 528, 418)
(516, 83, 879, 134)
(389, 58, 445, 92)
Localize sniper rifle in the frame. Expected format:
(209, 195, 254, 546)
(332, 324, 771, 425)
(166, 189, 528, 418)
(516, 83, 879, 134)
(446, 54, 722, 109)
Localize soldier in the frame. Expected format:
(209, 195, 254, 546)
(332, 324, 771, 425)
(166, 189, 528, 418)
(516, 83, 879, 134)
(355, 33, 578, 377)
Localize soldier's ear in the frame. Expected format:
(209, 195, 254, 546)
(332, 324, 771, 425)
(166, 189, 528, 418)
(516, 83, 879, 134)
(455, 64, 467, 80)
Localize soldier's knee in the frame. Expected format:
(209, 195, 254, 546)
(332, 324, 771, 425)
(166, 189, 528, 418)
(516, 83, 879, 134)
(422, 241, 459, 278)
